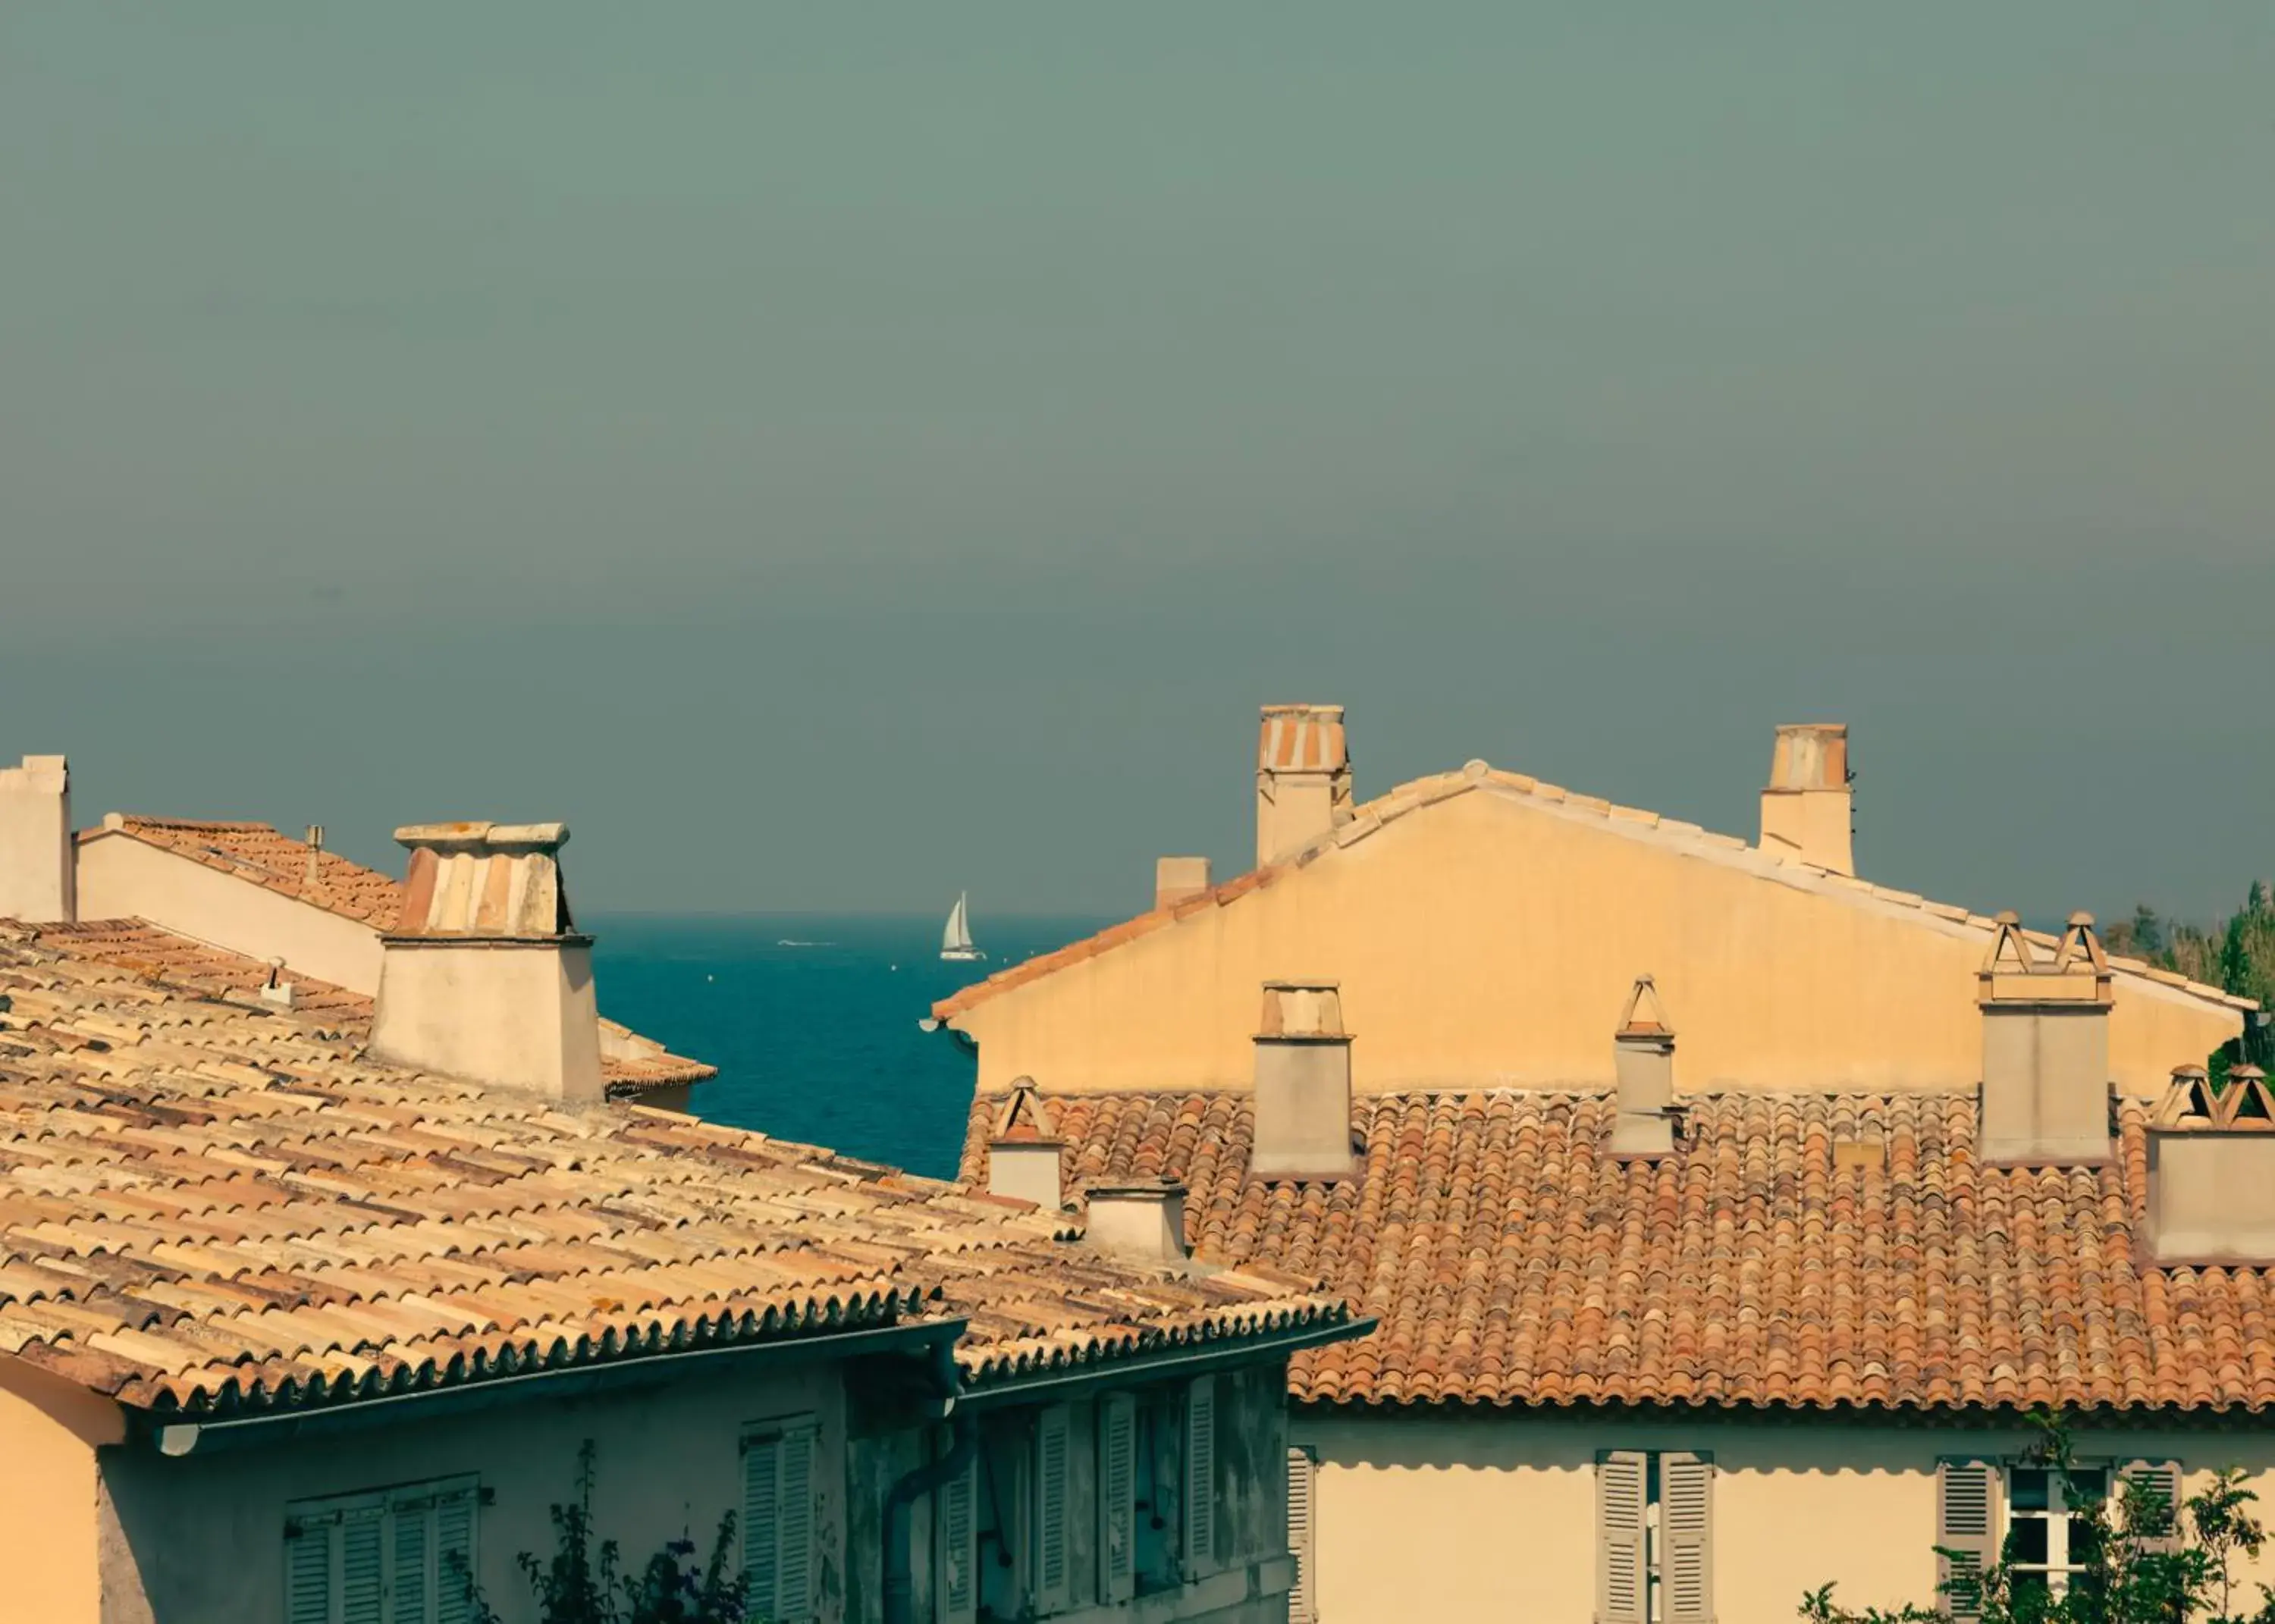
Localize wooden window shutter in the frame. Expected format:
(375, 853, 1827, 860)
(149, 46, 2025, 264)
(1595, 1451, 1648, 1624)
(777, 1427, 817, 1621)
(391, 1499, 429, 1624)
(939, 1446, 980, 1624)
(431, 1485, 478, 1624)
(1184, 1376, 1219, 1577)
(2121, 1459, 2184, 1555)
(341, 1504, 388, 1624)
(1097, 1394, 1138, 1604)
(1661, 1452, 1715, 1624)
(1034, 1406, 1075, 1612)
(744, 1434, 783, 1614)
(1936, 1458, 2000, 1620)
(286, 1513, 337, 1624)
(1287, 1446, 1320, 1624)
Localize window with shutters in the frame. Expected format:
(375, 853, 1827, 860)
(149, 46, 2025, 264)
(1286, 1445, 1319, 1624)
(284, 1475, 479, 1624)
(1936, 1456, 2182, 1618)
(742, 1416, 819, 1624)
(1595, 1450, 1713, 1624)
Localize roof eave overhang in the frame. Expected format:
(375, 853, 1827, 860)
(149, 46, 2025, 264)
(956, 1312, 1373, 1410)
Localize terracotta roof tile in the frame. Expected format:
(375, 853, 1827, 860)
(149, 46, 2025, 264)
(0, 926, 1348, 1417)
(932, 767, 2252, 1020)
(961, 1086, 2275, 1413)
(88, 818, 404, 928)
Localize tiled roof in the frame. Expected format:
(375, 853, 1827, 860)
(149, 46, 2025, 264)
(962, 1086, 2275, 1413)
(35, 920, 711, 1098)
(88, 817, 406, 928)
(933, 764, 2253, 1020)
(0, 924, 1349, 1419)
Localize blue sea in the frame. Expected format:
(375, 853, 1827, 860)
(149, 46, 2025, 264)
(588, 914, 1106, 1181)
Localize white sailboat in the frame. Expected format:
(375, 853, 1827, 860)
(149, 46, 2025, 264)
(940, 892, 986, 962)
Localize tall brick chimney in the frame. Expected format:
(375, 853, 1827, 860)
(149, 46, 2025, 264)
(369, 821, 603, 1102)
(0, 755, 74, 923)
(1759, 723, 1853, 875)
(1256, 705, 1353, 867)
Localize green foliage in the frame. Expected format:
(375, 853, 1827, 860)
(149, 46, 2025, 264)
(466, 1441, 754, 1624)
(1800, 1415, 2275, 1624)
(2106, 883, 2275, 1071)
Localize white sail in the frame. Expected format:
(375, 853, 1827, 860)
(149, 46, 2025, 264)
(943, 893, 971, 953)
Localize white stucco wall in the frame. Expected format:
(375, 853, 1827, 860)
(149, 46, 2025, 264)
(1292, 1408, 2275, 1624)
(96, 1356, 846, 1624)
(75, 834, 384, 992)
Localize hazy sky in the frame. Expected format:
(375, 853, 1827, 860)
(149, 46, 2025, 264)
(4, 5, 2270, 920)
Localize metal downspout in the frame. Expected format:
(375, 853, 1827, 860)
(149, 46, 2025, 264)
(882, 1342, 976, 1624)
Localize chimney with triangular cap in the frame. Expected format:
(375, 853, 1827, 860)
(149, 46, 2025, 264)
(1609, 975, 1679, 1157)
(2145, 1062, 2275, 1264)
(1251, 979, 1360, 1181)
(1977, 911, 2113, 1165)
(986, 1077, 1065, 1209)
(369, 821, 603, 1102)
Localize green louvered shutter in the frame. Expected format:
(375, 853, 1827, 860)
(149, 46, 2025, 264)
(1097, 1395, 1138, 1604)
(287, 1514, 337, 1624)
(1596, 1451, 1648, 1624)
(1183, 1377, 1218, 1578)
(1937, 1458, 2000, 1620)
(777, 1427, 816, 1621)
(1287, 1446, 1319, 1624)
(340, 1504, 387, 1624)
(1034, 1406, 1074, 1612)
(745, 1434, 783, 1614)
(391, 1497, 430, 1624)
(432, 1485, 478, 1624)
(939, 1446, 979, 1624)
(1662, 1453, 1715, 1624)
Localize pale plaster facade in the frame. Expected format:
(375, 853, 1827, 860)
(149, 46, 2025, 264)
(1293, 1409, 2275, 1624)
(952, 788, 2243, 1099)
(74, 829, 384, 992)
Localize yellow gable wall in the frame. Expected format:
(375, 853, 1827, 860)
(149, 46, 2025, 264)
(957, 789, 2242, 1096)
(0, 1356, 126, 1624)
(1295, 1408, 2275, 1624)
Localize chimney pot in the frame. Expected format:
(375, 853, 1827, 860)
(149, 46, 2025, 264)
(1084, 1180, 1188, 1264)
(1609, 975, 1679, 1157)
(1256, 705, 1354, 867)
(2145, 1061, 2275, 1263)
(369, 821, 602, 1102)
(1977, 911, 2113, 1165)
(1154, 856, 1213, 912)
(986, 1077, 1065, 1209)
(1250, 980, 1359, 1182)
(1759, 723, 1854, 876)
(0, 755, 75, 923)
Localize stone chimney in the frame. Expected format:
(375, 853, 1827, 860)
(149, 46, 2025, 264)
(1608, 975, 1679, 1157)
(303, 825, 325, 890)
(1256, 705, 1354, 867)
(1252, 980, 1360, 1182)
(0, 755, 74, 923)
(1977, 911, 2113, 1165)
(1085, 1180, 1188, 1264)
(1154, 856, 1213, 912)
(986, 1077, 1065, 1210)
(2143, 1063, 2275, 1265)
(369, 821, 603, 1102)
(1759, 723, 1853, 875)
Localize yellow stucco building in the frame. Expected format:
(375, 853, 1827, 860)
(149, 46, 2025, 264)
(945, 707, 2273, 1622)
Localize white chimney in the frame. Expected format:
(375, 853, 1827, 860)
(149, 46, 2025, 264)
(1155, 856, 1213, 912)
(986, 1077, 1065, 1210)
(0, 755, 74, 923)
(2144, 1063, 2275, 1265)
(1256, 705, 1353, 867)
(1085, 1180, 1188, 1264)
(1251, 980, 1359, 1182)
(1977, 911, 2113, 1165)
(1608, 975, 1679, 1157)
(369, 821, 603, 1102)
(1759, 723, 1853, 875)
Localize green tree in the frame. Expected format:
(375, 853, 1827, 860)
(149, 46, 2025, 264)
(1800, 1415, 2274, 1624)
